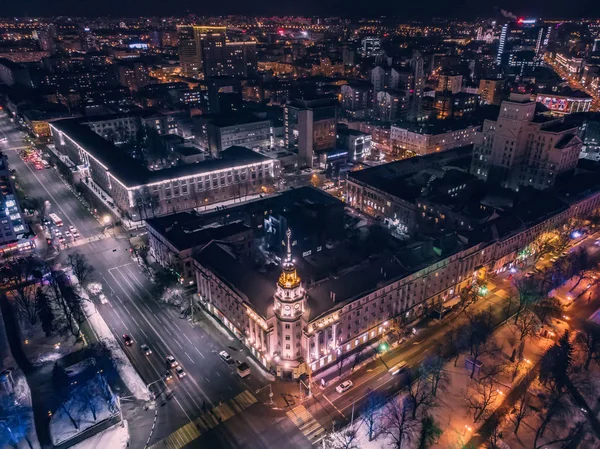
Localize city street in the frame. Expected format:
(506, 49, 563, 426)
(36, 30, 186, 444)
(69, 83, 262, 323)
(0, 112, 312, 449)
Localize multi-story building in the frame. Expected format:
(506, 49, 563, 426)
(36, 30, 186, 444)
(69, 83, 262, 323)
(536, 89, 593, 116)
(471, 92, 583, 191)
(146, 213, 253, 285)
(49, 118, 281, 222)
(361, 37, 382, 57)
(478, 78, 505, 105)
(177, 25, 257, 78)
(437, 73, 463, 94)
(340, 82, 373, 119)
(336, 127, 372, 162)
(196, 147, 600, 379)
(117, 60, 153, 92)
(346, 146, 472, 233)
(391, 121, 479, 157)
(0, 153, 32, 256)
(284, 97, 338, 167)
(193, 114, 272, 157)
(374, 90, 408, 122)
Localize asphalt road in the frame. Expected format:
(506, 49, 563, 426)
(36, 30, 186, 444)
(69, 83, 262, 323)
(1, 112, 312, 449)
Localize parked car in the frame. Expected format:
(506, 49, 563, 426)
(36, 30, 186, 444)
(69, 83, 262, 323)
(219, 350, 232, 363)
(336, 380, 353, 394)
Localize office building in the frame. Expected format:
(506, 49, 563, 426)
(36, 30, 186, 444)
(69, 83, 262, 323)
(284, 97, 338, 167)
(391, 121, 479, 157)
(193, 114, 272, 157)
(536, 89, 593, 116)
(177, 25, 257, 78)
(50, 118, 280, 222)
(471, 93, 583, 191)
(336, 127, 372, 162)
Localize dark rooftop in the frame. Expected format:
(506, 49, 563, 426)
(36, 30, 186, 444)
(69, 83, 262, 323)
(146, 215, 251, 252)
(51, 118, 272, 188)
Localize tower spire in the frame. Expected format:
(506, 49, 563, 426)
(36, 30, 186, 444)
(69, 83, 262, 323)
(286, 228, 292, 263)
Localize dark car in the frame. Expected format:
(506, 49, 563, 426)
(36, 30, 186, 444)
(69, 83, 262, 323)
(123, 334, 133, 346)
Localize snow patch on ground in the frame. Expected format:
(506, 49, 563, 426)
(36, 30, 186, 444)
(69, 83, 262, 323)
(70, 420, 129, 449)
(82, 298, 149, 401)
(49, 374, 117, 446)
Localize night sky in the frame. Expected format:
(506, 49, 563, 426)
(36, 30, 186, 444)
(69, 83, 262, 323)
(2, 0, 600, 19)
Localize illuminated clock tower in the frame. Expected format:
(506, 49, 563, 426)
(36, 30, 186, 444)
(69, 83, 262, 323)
(271, 229, 308, 378)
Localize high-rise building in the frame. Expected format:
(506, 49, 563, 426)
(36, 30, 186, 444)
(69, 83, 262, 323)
(361, 37, 382, 57)
(177, 25, 257, 78)
(340, 82, 373, 118)
(496, 23, 509, 66)
(284, 97, 338, 167)
(437, 73, 463, 94)
(471, 93, 583, 190)
(117, 61, 153, 92)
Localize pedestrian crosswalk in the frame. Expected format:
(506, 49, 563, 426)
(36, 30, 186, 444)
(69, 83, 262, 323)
(286, 405, 326, 446)
(148, 390, 258, 449)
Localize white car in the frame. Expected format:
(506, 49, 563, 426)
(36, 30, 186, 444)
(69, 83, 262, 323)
(166, 355, 178, 368)
(336, 380, 353, 394)
(99, 293, 108, 304)
(64, 231, 72, 238)
(175, 366, 186, 378)
(219, 350, 232, 363)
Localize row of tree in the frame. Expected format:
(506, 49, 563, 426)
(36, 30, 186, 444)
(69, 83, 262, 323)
(7, 252, 95, 339)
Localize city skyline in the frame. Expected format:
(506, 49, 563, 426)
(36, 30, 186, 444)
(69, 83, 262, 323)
(3, 0, 600, 20)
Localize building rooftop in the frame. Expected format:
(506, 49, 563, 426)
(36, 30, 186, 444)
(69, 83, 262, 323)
(194, 240, 407, 322)
(348, 146, 473, 196)
(51, 118, 272, 188)
(146, 214, 251, 252)
(392, 119, 479, 135)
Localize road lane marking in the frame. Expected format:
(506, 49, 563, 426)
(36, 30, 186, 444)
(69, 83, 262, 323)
(185, 352, 195, 364)
(108, 269, 212, 410)
(174, 339, 182, 349)
(195, 348, 205, 359)
(286, 405, 326, 445)
(322, 394, 346, 419)
(205, 376, 211, 383)
(163, 326, 173, 336)
(215, 372, 220, 377)
(184, 335, 193, 345)
(173, 322, 182, 332)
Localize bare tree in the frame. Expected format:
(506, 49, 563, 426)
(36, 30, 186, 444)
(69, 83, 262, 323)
(463, 310, 496, 379)
(512, 277, 538, 325)
(8, 255, 44, 326)
(361, 391, 380, 442)
(515, 310, 540, 342)
(568, 248, 597, 292)
(510, 383, 531, 435)
(423, 354, 449, 397)
(76, 376, 104, 422)
(406, 366, 435, 419)
(68, 252, 95, 292)
(417, 415, 442, 449)
(324, 425, 360, 449)
(464, 378, 499, 423)
(534, 421, 585, 449)
(382, 396, 418, 449)
(575, 320, 600, 371)
(45, 271, 84, 339)
(534, 331, 574, 445)
(532, 296, 562, 325)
